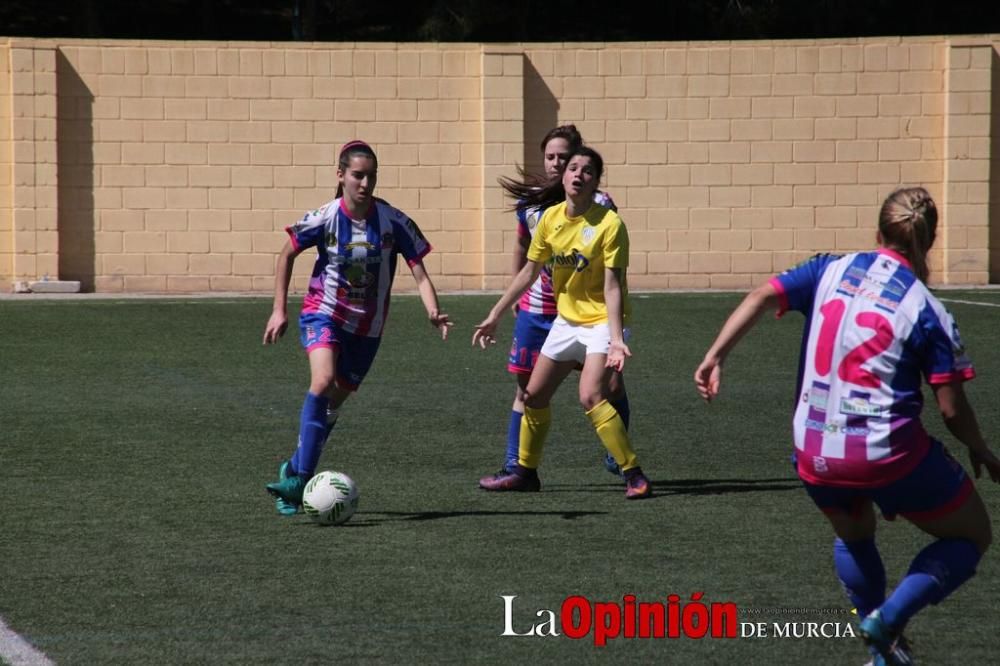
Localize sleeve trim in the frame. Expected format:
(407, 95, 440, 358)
(928, 367, 976, 385)
(769, 276, 789, 318)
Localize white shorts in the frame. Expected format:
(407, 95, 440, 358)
(539, 316, 631, 364)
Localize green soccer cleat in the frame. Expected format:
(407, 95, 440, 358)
(267, 464, 306, 511)
(271, 460, 300, 516)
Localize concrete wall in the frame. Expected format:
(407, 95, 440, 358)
(1, 36, 998, 293)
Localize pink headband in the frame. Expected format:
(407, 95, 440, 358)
(339, 140, 373, 157)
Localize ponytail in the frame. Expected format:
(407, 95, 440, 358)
(877, 187, 938, 282)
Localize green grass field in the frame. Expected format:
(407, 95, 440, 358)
(2, 291, 999, 664)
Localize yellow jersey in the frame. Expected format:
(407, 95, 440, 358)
(526, 201, 631, 326)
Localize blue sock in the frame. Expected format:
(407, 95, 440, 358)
(833, 538, 886, 617)
(504, 411, 522, 470)
(879, 539, 981, 630)
(609, 394, 630, 430)
(325, 407, 339, 441)
(289, 392, 330, 478)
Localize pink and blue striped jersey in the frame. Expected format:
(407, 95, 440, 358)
(516, 190, 616, 314)
(286, 197, 431, 338)
(770, 249, 974, 488)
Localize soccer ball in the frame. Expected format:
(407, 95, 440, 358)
(302, 471, 359, 526)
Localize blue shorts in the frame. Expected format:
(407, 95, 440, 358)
(299, 313, 382, 391)
(507, 311, 555, 374)
(802, 439, 973, 522)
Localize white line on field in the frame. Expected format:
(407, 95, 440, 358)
(0, 617, 54, 666)
(940, 298, 1000, 308)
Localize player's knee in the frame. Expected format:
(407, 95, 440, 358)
(578, 389, 603, 411)
(309, 372, 336, 395)
(523, 391, 549, 410)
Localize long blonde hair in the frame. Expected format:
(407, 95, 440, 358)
(878, 187, 938, 283)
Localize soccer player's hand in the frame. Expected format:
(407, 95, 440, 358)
(263, 311, 288, 344)
(969, 448, 1000, 483)
(606, 341, 631, 372)
(472, 316, 500, 349)
(694, 357, 722, 402)
(429, 309, 453, 340)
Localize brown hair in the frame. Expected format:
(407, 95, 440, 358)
(539, 124, 583, 153)
(494, 126, 587, 212)
(335, 140, 377, 199)
(499, 146, 604, 213)
(878, 186, 938, 283)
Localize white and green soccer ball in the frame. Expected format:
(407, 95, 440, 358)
(302, 471, 359, 526)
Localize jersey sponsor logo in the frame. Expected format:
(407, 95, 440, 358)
(803, 387, 829, 411)
(881, 277, 907, 298)
(552, 249, 590, 272)
(345, 241, 375, 252)
(845, 266, 868, 282)
(805, 418, 871, 437)
(836, 280, 902, 312)
(839, 396, 883, 417)
(331, 255, 383, 266)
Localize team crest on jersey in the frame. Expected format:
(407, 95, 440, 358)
(381, 232, 395, 249)
(325, 227, 337, 248)
(580, 226, 596, 245)
(345, 264, 373, 288)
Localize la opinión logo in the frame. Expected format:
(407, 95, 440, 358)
(500, 595, 858, 645)
(500, 593, 738, 646)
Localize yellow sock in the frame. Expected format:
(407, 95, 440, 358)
(518, 405, 551, 469)
(587, 400, 638, 471)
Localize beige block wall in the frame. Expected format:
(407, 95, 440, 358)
(520, 39, 958, 289)
(1, 35, 998, 294)
(0, 44, 10, 290)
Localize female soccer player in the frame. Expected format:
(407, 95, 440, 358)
(262, 140, 451, 515)
(694, 187, 1000, 664)
(483, 125, 632, 481)
(473, 146, 651, 500)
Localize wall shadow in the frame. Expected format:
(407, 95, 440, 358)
(56, 51, 95, 291)
(522, 57, 559, 175)
(990, 46, 1000, 283)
